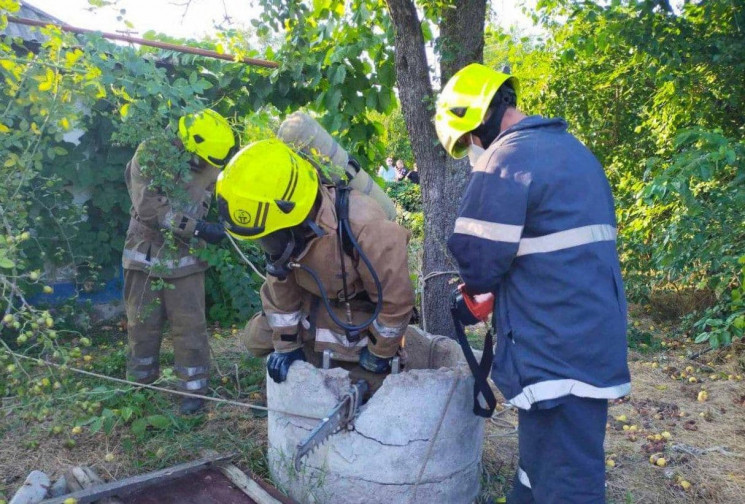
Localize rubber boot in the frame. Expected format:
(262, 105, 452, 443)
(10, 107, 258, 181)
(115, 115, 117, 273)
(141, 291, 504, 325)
(179, 397, 205, 415)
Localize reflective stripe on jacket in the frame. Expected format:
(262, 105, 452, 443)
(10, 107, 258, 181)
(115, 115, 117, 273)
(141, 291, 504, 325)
(261, 184, 414, 359)
(447, 116, 631, 410)
(122, 141, 220, 279)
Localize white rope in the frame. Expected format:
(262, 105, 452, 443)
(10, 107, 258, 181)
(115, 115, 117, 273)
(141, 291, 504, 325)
(418, 270, 459, 332)
(226, 233, 266, 281)
(487, 406, 518, 438)
(406, 376, 459, 504)
(5, 350, 323, 420)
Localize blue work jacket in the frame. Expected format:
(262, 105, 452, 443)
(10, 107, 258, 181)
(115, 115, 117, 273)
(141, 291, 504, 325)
(448, 116, 631, 410)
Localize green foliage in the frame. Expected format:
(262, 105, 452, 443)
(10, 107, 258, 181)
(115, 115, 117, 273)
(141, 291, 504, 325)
(488, 0, 745, 347)
(254, 0, 396, 167)
(369, 106, 414, 166)
(197, 241, 264, 325)
(384, 181, 422, 213)
(385, 181, 423, 241)
(693, 256, 745, 349)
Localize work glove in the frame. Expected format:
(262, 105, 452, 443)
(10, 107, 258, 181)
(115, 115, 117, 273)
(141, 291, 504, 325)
(266, 348, 306, 383)
(194, 220, 225, 244)
(359, 347, 392, 374)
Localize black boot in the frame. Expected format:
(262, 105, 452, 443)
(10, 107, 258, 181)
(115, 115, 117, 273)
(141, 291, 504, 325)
(179, 397, 205, 415)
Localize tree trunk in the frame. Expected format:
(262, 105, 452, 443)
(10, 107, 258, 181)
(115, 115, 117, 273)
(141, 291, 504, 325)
(386, 0, 487, 336)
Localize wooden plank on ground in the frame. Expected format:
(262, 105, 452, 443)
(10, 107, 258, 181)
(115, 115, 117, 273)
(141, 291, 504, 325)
(63, 467, 123, 504)
(39, 453, 234, 504)
(216, 464, 283, 504)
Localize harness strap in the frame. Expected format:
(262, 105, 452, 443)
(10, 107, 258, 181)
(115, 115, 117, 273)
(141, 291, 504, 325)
(450, 305, 497, 418)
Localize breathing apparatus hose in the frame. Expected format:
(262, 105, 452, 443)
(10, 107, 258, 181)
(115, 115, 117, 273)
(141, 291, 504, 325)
(288, 216, 383, 335)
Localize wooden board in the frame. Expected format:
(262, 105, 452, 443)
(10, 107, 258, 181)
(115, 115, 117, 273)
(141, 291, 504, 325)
(120, 468, 256, 504)
(40, 454, 233, 504)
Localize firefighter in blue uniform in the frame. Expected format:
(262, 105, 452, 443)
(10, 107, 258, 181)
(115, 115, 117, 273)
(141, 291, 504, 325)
(435, 63, 631, 503)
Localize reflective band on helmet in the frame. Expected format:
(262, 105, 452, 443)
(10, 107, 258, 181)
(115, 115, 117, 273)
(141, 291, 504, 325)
(123, 249, 200, 269)
(266, 311, 302, 329)
(508, 379, 631, 410)
(182, 378, 208, 391)
(518, 467, 531, 489)
(517, 224, 616, 257)
(315, 328, 368, 348)
(372, 319, 406, 339)
(175, 366, 208, 377)
(453, 217, 523, 243)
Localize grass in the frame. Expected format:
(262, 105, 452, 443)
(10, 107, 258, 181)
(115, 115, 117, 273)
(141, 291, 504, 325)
(2, 310, 744, 503)
(0, 324, 270, 500)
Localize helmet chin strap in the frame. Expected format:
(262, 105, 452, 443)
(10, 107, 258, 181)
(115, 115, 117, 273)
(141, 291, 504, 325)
(472, 85, 517, 149)
(263, 218, 326, 279)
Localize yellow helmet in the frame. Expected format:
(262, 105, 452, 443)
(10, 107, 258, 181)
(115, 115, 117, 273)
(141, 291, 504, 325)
(216, 139, 320, 239)
(178, 109, 236, 167)
(435, 63, 519, 159)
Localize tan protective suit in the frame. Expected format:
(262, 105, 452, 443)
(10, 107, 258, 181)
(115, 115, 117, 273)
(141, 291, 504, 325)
(123, 141, 220, 394)
(243, 184, 415, 363)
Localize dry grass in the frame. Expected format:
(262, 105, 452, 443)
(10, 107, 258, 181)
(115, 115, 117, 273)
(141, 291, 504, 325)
(3, 322, 744, 503)
(647, 287, 716, 322)
(0, 326, 270, 500)
(479, 340, 745, 503)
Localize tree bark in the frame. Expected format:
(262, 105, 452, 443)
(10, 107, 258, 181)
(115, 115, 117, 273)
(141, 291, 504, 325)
(386, 0, 487, 336)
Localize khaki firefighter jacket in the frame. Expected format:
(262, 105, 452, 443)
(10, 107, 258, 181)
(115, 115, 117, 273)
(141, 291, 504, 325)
(122, 142, 221, 279)
(261, 184, 415, 360)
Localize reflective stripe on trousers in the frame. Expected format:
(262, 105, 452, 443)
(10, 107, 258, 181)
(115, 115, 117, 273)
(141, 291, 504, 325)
(174, 365, 208, 378)
(315, 328, 368, 348)
(372, 319, 406, 339)
(518, 467, 531, 489)
(267, 310, 303, 329)
(181, 378, 208, 391)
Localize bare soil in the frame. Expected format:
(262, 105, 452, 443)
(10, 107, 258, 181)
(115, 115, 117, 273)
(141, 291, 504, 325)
(481, 340, 745, 503)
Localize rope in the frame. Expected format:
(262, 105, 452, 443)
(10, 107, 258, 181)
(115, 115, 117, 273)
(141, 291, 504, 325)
(5, 351, 324, 420)
(487, 406, 519, 438)
(427, 335, 451, 369)
(406, 376, 459, 504)
(418, 270, 459, 332)
(226, 233, 266, 281)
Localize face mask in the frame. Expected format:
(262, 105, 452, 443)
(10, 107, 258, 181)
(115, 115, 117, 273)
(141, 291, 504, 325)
(467, 142, 485, 167)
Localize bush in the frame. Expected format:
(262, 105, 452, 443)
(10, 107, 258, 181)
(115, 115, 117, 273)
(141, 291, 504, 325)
(384, 181, 421, 213)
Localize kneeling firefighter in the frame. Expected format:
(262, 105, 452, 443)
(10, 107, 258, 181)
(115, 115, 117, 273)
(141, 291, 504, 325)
(216, 139, 415, 383)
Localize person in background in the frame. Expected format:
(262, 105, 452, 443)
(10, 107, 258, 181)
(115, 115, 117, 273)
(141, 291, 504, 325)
(123, 109, 235, 415)
(377, 156, 396, 183)
(394, 159, 408, 182)
(405, 163, 420, 184)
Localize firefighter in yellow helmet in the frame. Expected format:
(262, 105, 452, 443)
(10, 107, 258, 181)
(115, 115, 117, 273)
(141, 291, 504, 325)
(437, 63, 630, 503)
(217, 139, 414, 383)
(123, 109, 236, 415)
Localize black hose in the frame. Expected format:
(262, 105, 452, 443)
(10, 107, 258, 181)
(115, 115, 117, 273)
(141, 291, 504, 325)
(290, 217, 383, 333)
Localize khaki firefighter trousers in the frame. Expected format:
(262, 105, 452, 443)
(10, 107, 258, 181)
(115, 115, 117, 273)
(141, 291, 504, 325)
(124, 269, 210, 394)
(241, 312, 407, 392)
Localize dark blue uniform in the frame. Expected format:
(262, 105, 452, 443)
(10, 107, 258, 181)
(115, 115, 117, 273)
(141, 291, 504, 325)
(448, 116, 631, 503)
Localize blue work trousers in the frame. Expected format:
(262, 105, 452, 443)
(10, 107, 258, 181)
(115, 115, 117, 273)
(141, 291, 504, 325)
(508, 395, 608, 504)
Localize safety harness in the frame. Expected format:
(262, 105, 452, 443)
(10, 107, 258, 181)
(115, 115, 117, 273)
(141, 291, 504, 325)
(450, 289, 497, 418)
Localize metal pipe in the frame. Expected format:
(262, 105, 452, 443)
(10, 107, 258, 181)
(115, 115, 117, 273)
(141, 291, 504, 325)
(6, 16, 279, 68)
